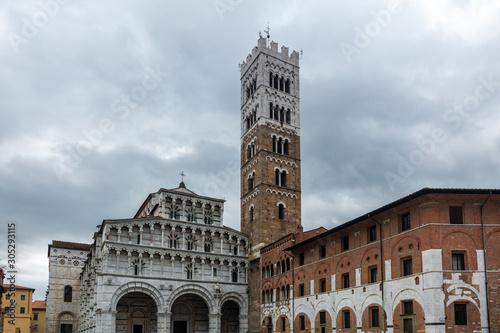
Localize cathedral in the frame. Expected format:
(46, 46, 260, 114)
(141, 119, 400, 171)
(46, 36, 500, 333)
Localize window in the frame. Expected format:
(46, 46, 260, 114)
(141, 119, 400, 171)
(299, 315, 305, 330)
(342, 235, 349, 251)
(320, 245, 326, 258)
(233, 246, 238, 255)
(299, 284, 305, 296)
(187, 266, 193, 280)
(278, 204, 285, 220)
(250, 207, 254, 223)
(213, 267, 217, 277)
(452, 252, 465, 271)
(20, 307, 25, 314)
(34, 313, 39, 321)
(232, 270, 238, 282)
(64, 285, 72, 302)
(5, 294, 10, 300)
(403, 300, 413, 314)
(454, 303, 467, 325)
(20, 295, 25, 301)
(402, 212, 411, 231)
(370, 266, 378, 283)
(61, 324, 73, 333)
(371, 307, 380, 327)
(204, 243, 211, 252)
(343, 310, 351, 329)
(403, 258, 413, 276)
(299, 252, 305, 266)
(369, 225, 377, 242)
(281, 317, 286, 331)
(320, 278, 326, 293)
(320, 311, 326, 324)
(134, 265, 139, 276)
(450, 206, 463, 224)
(187, 240, 193, 251)
(137, 234, 140, 244)
(342, 273, 350, 288)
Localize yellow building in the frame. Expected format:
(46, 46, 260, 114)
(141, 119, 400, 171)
(32, 301, 46, 333)
(1, 285, 35, 333)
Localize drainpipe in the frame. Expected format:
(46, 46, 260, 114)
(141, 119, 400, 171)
(368, 214, 386, 333)
(480, 191, 492, 333)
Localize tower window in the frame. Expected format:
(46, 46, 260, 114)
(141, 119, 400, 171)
(250, 206, 254, 222)
(278, 204, 285, 220)
(269, 72, 273, 87)
(280, 108, 285, 122)
(285, 79, 290, 93)
(285, 110, 291, 124)
(279, 77, 284, 91)
(274, 75, 279, 89)
(232, 269, 238, 282)
(64, 285, 72, 302)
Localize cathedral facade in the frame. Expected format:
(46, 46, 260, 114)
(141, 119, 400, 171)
(47, 184, 248, 333)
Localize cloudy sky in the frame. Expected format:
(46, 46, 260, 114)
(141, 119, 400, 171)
(1, 0, 499, 300)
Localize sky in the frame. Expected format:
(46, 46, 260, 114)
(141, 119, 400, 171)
(0, 0, 499, 300)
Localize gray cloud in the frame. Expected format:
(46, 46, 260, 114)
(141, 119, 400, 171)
(0, 0, 499, 300)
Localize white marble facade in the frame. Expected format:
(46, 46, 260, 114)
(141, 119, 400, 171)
(75, 183, 248, 333)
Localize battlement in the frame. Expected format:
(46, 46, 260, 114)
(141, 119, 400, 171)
(240, 36, 299, 75)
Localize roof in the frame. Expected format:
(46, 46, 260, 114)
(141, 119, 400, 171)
(32, 300, 47, 309)
(50, 240, 91, 251)
(2, 284, 35, 291)
(286, 187, 499, 251)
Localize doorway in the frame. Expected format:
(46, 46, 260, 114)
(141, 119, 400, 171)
(133, 325, 143, 333)
(173, 321, 187, 333)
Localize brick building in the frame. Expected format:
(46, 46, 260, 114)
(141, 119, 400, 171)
(257, 189, 500, 333)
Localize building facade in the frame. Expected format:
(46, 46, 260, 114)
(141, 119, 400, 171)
(74, 183, 248, 333)
(240, 36, 302, 332)
(33, 300, 47, 333)
(259, 188, 500, 333)
(47, 241, 91, 333)
(1, 285, 35, 333)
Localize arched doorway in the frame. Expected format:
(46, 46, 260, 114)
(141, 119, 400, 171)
(221, 300, 240, 333)
(116, 292, 158, 333)
(171, 294, 209, 333)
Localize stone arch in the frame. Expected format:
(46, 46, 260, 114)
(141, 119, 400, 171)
(442, 231, 478, 270)
(313, 300, 333, 314)
(166, 284, 215, 314)
(392, 288, 424, 313)
(110, 281, 164, 313)
(220, 291, 247, 314)
(56, 311, 77, 333)
(335, 297, 357, 314)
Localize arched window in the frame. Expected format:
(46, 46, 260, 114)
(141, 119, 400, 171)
(269, 103, 273, 118)
(286, 110, 291, 124)
(285, 79, 290, 93)
(250, 206, 254, 222)
(274, 75, 279, 89)
(277, 138, 283, 154)
(275, 169, 280, 186)
(280, 108, 285, 122)
(272, 136, 277, 153)
(64, 286, 72, 302)
(281, 171, 287, 187)
(269, 72, 273, 87)
(277, 261, 281, 274)
(279, 77, 284, 91)
(284, 140, 289, 155)
(274, 106, 279, 120)
(186, 264, 193, 280)
(232, 269, 238, 282)
(278, 204, 285, 220)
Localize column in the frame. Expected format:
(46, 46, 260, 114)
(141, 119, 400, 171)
(182, 228, 186, 250)
(164, 312, 172, 333)
(209, 313, 221, 333)
(161, 225, 165, 247)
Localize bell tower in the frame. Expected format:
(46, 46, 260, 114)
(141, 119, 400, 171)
(240, 35, 302, 331)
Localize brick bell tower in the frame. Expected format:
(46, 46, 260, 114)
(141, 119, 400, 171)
(240, 35, 302, 331)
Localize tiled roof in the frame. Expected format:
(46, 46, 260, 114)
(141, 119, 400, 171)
(2, 284, 35, 291)
(51, 240, 91, 251)
(32, 300, 47, 309)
